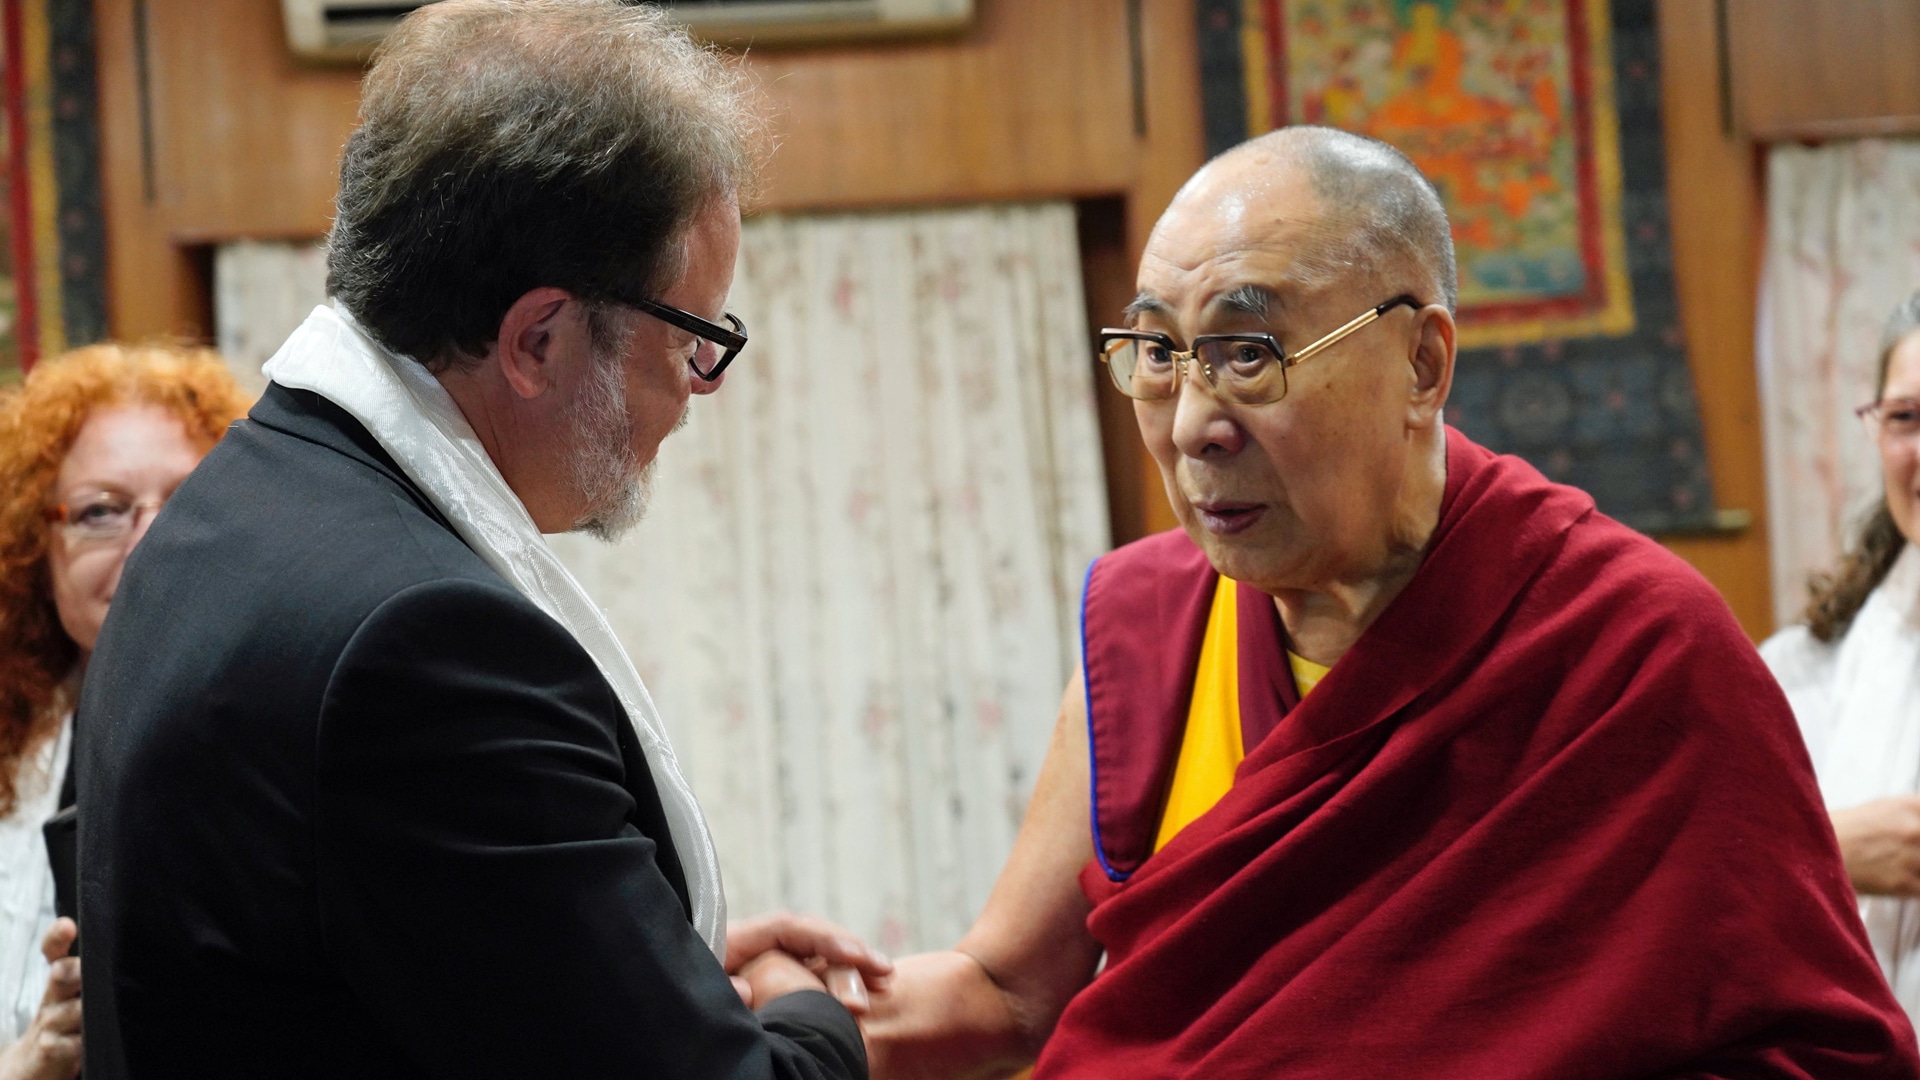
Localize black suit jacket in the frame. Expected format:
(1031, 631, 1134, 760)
(77, 385, 865, 1079)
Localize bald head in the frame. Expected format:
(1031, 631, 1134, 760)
(1163, 126, 1457, 314)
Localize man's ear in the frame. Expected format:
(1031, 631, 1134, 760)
(1407, 304, 1456, 430)
(493, 287, 577, 401)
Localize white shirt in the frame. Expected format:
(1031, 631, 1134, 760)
(1761, 544, 1920, 1022)
(0, 714, 69, 1045)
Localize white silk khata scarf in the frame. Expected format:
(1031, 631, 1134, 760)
(263, 302, 727, 956)
(1762, 542, 1920, 1021)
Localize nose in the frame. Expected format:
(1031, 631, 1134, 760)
(690, 365, 725, 395)
(1170, 360, 1244, 460)
(689, 342, 725, 395)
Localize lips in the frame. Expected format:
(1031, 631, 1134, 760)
(1191, 500, 1265, 535)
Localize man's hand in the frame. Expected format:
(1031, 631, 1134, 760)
(0, 918, 81, 1080)
(736, 950, 830, 1010)
(727, 912, 893, 1014)
(1833, 797, 1920, 896)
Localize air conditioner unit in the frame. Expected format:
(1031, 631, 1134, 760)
(283, 0, 974, 63)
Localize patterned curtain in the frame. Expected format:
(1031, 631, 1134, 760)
(550, 203, 1109, 953)
(214, 240, 333, 394)
(1760, 140, 1920, 629)
(216, 202, 1111, 954)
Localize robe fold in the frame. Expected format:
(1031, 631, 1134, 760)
(1041, 430, 1919, 1080)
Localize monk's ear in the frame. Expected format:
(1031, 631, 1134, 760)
(1406, 304, 1455, 430)
(491, 287, 576, 401)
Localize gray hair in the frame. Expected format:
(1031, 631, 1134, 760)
(325, 0, 764, 370)
(1880, 290, 1920, 383)
(1804, 286, 1920, 641)
(1222, 125, 1458, 313)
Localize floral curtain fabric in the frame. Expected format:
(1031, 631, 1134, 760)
(550, 202, 1110, 953)
(1760, 140, 1920, 630)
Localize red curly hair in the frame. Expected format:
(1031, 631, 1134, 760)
(0, 344, 251, 817)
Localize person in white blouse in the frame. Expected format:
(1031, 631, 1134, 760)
(0, 344, 248, 1079)
(1763, 290, 1920, 1025)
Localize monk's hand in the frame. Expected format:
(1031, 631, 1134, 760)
(727, 911, 893, 1014)
(0, 918, 82, 1080)
(1832, 796, 1920, 897)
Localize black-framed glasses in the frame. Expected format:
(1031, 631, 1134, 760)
(623, 297, 749, 382)
(1098, 294, 1421, 406)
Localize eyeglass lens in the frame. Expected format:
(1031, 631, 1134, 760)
(1104, 338, 1288, 405)
(688, 313, 745, 381)
(1867, 398, 1920, 439)
(55, 491, 159, 544)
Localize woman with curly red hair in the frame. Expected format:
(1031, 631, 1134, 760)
(0, 343, 248, 1080)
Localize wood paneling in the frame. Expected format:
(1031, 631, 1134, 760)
(93, 0, 358, 338)
(746, 2, 1135, 212)
(1656, 0, 1772, 637)
(1726, 0, 1920, 141)
(1079, 197, 1155, 547)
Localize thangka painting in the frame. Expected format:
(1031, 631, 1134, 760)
(1196, 0, 1723, 534)
(1, 0, 109, 376)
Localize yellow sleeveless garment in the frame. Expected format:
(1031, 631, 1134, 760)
(1153, 576, 1330, 852)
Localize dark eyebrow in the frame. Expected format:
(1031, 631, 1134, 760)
(1213, 284, 1273, 319)
(1121, 292, 1170, 325)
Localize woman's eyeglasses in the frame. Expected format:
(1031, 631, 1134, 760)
(44, 490, 167, 547)
(1857, 397, 1920, 441)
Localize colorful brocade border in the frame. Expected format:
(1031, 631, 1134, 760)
(4, 0, 108, 372)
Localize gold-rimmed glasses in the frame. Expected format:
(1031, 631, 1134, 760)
(1098, 294, 1421, 406)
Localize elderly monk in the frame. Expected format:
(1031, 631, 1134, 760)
(860, 126, 1920, 1078)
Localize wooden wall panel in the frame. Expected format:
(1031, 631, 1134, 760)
(1726, 0, 1920, 141)
(747, 2, 1134, 211)
(1657, 0, 1772, 637)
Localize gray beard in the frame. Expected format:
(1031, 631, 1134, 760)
(568, 347, 651, 543)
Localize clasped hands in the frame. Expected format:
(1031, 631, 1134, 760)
(725, 911, 894, 1015)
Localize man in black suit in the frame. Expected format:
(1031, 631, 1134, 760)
(76, 2, 881, 1076)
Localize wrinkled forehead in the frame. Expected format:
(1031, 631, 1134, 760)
(1132, 169, 1355, 328)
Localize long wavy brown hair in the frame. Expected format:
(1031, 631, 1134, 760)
(1805, 291, 1920, 642)
(0, 344, 250, 817)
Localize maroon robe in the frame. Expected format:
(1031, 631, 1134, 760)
(1039, 430, 1918, 1079)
